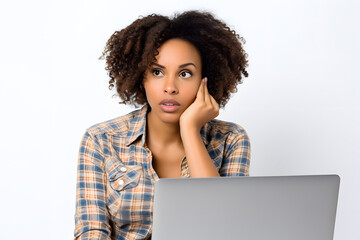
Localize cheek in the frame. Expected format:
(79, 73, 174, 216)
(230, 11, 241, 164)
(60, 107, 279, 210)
(183, 84, 200, 104)
(143, 82, 159, 104)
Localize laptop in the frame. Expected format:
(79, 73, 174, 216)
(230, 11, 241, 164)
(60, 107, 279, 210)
(152, 175, 340, 240)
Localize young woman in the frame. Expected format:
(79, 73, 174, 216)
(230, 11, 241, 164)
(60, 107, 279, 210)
(74, 10, 250, 240)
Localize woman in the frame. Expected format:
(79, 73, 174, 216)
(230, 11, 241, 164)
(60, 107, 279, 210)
(74, 10, 250, 240)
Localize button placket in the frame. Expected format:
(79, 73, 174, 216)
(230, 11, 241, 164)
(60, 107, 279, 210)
(144, 146, 159, 181)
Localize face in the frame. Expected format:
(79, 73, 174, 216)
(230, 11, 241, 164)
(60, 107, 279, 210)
(143, 38, 202, 124)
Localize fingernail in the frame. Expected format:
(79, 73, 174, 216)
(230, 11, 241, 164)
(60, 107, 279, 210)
(203, 77, 208, 82)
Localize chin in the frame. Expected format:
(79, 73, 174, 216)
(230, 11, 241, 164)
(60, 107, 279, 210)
(148, 106, 184, 125)
(159, 112, 181, 124)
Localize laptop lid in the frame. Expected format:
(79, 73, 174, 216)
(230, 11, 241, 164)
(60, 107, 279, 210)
(152, 175, 340, 240)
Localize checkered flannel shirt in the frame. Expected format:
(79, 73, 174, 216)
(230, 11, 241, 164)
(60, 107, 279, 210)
(74, 104, 251, 239)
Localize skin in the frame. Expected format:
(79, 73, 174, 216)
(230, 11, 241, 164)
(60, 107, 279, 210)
(143, 38, 220, 178)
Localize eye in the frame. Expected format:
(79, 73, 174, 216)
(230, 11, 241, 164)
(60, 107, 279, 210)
(180, 71, 192, 78)
(152, 69, 163, 77)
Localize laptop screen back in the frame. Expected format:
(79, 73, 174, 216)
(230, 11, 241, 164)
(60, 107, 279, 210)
(152, 175, 340, 240)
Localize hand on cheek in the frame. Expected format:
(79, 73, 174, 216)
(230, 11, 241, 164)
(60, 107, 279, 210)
(179, 77, 220, 133)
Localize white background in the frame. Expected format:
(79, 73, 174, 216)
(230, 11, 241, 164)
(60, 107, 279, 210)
(0, 0, 359, 239)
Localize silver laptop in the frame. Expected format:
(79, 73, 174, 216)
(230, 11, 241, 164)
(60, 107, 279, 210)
(152, 175, 340, 240)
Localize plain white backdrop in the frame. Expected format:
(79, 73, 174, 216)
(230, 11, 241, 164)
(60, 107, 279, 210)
(0, 0, 359, 239)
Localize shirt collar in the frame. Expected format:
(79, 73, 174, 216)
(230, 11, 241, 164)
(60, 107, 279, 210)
(125, 104, 149, 147)
(200, 122, 210, 146)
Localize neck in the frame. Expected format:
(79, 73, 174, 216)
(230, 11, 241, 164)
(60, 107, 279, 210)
(146, 111, 182, 147)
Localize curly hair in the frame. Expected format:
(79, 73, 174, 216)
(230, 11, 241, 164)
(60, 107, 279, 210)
(100, 10, 249, 108)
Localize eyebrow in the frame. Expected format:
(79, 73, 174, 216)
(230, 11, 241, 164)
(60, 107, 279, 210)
(151, 62, 196, 69)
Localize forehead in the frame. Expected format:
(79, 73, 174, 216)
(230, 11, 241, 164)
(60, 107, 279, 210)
(155, 38, 202, 65)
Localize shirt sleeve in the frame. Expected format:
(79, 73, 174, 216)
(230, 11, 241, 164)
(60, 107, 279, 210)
(74, 130, 112, 240)
(219, 129, 251, 176)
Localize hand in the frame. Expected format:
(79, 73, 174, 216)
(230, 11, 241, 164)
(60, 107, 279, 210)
(179, 77, 220, 133)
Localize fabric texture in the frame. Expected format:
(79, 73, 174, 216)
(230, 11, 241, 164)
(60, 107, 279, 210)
(74, 104, 251, 240)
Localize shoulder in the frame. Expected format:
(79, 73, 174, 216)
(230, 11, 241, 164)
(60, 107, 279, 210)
(202, 118, 249, 146)
(85, 108, 143, 137)
(205, 119, 247, 136)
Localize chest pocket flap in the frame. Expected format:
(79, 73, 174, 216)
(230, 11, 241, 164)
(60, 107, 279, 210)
(105, 157, 142, 191)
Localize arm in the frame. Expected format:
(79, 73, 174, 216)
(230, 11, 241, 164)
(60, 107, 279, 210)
(180, 77, 220, 177)
(74, 131, 112, 240)
(180, 125, 220, 177)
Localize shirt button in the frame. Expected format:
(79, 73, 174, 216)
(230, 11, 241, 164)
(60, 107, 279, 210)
(120, 167, 127, 172)
(118, 180, 124, 186)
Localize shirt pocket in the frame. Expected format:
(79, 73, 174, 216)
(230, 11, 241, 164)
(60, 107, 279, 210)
(105, 157, 143, 191)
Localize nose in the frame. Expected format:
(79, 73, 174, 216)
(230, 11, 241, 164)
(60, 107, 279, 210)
(163, 77, 179, 95)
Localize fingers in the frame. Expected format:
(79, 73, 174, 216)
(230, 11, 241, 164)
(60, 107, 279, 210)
(210, 95, 220, 117)
(204, 77, 211, 104)
(196, 77, 206, 101)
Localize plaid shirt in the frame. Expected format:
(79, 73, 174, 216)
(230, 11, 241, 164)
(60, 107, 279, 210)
(74, 104, 250, 240)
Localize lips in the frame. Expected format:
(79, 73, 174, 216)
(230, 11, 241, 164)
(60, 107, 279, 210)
(159, 99, 180, 112)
